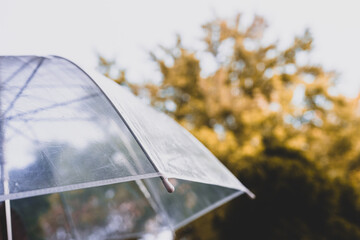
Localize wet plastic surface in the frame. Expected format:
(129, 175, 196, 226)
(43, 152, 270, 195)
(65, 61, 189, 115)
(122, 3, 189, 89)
(0, 55, 252, 239)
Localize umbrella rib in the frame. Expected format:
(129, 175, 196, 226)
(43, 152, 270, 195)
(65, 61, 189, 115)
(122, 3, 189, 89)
(9, 117, 97, 122)
(59, 193, 81, 240)
(0, 71, 12, 240)
(1, 57, 45, 118)
(6, 123, 41, 144)
(4, 199, 12, 240)
(173, 190, 244, 230)
(0, 172, 162, 201)
(18, 84, 86, 89)
(113, 127, 175, 231)
(16, 92, 63, 105)
(1, 56, 38, 86)
(5, 93, 99, 121)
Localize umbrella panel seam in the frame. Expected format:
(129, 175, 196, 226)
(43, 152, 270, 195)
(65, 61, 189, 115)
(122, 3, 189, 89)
(173, 190, 244, 230)
(0, 172, 162, 201)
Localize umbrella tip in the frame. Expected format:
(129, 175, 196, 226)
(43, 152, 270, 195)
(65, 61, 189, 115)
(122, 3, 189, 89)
(248, 191, 256, 199)
(161, 177, 175, 193)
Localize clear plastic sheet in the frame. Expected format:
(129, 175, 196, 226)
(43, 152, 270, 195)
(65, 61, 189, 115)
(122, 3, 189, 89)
(6, 181, 169, 240)
(0, 55, 253, 239)
(143, 178, 242, 230)
(1, 179, 242, 239)
(0, 56, 159, 200)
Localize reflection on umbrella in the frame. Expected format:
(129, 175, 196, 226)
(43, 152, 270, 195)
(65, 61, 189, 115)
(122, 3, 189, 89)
(0, 56, 254, 240)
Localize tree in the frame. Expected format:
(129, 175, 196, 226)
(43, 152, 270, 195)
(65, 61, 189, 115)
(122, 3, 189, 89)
(100, 14, 360, 239)
(219, 148, 360, 240)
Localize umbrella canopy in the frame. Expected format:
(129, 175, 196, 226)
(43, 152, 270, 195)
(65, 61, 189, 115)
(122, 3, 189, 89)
(0, 56, 253, 240)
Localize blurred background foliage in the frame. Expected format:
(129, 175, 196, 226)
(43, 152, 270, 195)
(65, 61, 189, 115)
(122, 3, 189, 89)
(99, 14, 360, 239)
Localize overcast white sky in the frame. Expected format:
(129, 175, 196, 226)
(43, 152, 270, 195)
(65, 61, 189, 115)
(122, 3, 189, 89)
(1, 0, 359, 96)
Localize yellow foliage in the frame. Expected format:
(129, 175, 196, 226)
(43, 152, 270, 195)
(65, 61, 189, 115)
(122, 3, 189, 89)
(100, 15, 360, 227)
(285, 135, 307, 151)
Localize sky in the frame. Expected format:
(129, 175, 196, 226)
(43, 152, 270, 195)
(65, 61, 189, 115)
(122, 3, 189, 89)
(1, 0, 360, 98)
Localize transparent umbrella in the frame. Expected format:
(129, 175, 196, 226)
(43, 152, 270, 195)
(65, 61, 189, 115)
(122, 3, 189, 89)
(0, 56, 254, 240)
